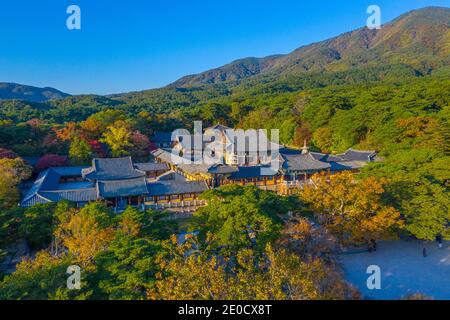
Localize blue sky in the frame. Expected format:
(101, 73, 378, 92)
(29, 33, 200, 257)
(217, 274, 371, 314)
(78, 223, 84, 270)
(0, 0, 448, 95)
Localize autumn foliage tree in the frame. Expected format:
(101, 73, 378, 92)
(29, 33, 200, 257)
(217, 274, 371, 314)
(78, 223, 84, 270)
(0, 158, 32, 210)
(129, 131, 151, 160)
(36, 154, 68, 171)
(88, 140, 107, 158)
(277, 217, 339, 258)
(0, 251, 87, 300)
(101, 121, 133, 157)
(54, 202, 115, 266)
(54, 122, 82, 142)
(81, 110, 126, 139)
(148, 236, 356, 300)
(69, 137, 93, 165)
(300, 172, 404, 245)
(293, 121, 313, 148)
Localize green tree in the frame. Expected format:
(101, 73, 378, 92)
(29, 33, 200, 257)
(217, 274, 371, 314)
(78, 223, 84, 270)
(194, 185, 296, 253)
(363, 149, 450, 240)
(69, 137, 93, 165)
(18, 203, 56, 250)
(313, 127, 333, 152)
(0, 251, 91, 300)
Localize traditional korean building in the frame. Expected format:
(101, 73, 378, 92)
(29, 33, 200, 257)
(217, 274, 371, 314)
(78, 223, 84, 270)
(21, 126, 378, 212)
(20, 157, 207, 212)
(151, 135, 378, 192)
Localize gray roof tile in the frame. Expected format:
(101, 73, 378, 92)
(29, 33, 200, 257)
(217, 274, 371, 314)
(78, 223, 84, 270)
(83, 157, 145, 181)
(40, 189, 98, 202)
(97, 177, 149, 198)
(147, 180, 208, 197)
(282, 153, 331, 172)
(21, 169, 61, 205)
(337, 149, 377, 162)
(134, 162, 168, 172)
(230, 165, 278, 179)
(53, 166, 89, 177)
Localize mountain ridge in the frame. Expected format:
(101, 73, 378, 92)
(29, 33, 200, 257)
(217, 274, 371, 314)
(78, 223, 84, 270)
(0, 82, 70, 102)
(168, 6, 450, 88)
(0, 6, 448, 102)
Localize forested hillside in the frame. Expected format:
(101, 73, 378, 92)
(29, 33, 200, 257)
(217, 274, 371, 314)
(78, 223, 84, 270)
(0, 83, 70, 102)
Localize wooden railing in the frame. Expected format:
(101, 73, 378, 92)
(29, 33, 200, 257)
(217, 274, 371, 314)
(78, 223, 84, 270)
(145, 200, 207, 211)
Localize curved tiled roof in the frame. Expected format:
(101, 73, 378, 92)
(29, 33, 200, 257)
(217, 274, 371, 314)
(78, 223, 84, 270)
(310, 152, 344, 162)
(147, 180, 208, 197)
(40, 189, 98, 202)
(329, 161, 369, 171)
(134, 162, 168, 172)
(53, 166, 89, 177)
(230, 165, 278, 179)
(208, 164, 238, 174)
(156, 171, 187, 182)
(21, 169, 61, 205)
(97, 177, 149, 198)
(147, 170, 209, 197)
(337, 149, 377, 162)
(83, 157, 145, 181)
(151, 148, 183, 164)
(282, 152, 331, 172)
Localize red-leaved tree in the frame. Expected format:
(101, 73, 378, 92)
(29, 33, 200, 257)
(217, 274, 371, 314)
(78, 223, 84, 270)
(36, 154, 69, 171)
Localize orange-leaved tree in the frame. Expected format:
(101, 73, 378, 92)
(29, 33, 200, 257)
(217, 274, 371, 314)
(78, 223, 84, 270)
(300, 171, 404, 245)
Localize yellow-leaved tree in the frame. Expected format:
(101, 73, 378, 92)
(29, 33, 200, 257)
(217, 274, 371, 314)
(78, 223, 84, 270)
(54, 202, 115, 266)
(300, 171, 404, 245)
(147, 236, 357, 300)
(101, 120, 133, 157)
(0, 158, 32, 210)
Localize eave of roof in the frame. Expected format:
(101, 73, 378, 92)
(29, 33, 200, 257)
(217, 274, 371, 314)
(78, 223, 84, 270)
(39, 188, 98, 202)
(21, 168, 61, 204)
(147, 180, 209, 197)
(282, 152, 331, 172)
(134, 162, 168, 172)
(83, 157, 146, 181)
(97, 177, 149, 198)
(229, 165, 279, 179)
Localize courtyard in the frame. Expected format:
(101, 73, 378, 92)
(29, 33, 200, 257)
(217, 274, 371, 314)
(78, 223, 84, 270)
(339, 240, 450, 300)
